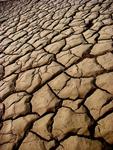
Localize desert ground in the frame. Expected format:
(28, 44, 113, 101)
(0, 0, 113, 149)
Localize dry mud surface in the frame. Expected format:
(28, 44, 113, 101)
(0, 0, 113, 149)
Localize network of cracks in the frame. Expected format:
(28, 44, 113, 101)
(0, 0, 113, 149)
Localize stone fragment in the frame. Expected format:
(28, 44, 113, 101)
(3, 93, 31, 119)
(0, 74, 17, 100)
(66, 64, 81, 77)
(72, 26, 85, 34)
(97, 52, 113, 70)
(40, 30, 51, 38)
(16, 62, 63, 93)
(11, 30, 27, 41)
(95, 113, 113, 144)
(51, 28, 74, 42)
(53, 8, 68, 20)
(77, 58, 103, 76)
(91, 21, 103, 31)
(65, 64, 81, 77)
(87, 33, 99, 44)
(0, 38, 12, 49)
(4, 63, 20, 77)
(90, 40, 113, 55)
(83, 29, 96, 39)
(85, 89, 112, 120)
(96, 72, 113, 95)
(49, 73, 94, 99)
(16, 69, 41, 93)
(49, 73, 69, 93)
(16, 43, 34, 55)
(31, 85, 60, 116)
(16, 49, 53, 71)
(70, 44, 92, 57)
(62, 99, 83, 110)
(64, 6, 76, 17)
(12, 114, 38, 140)
(0, 120, 15, 145)
(0, 143, 14, 150)
(32, 113, 53, 140)
(57, 136, 103, 150)
(0, 114, 38, 146)
(99, 25, 113, 39)
(45, 39, 65, 54)
(39, 61, 64, 84)
(52, 107, 92, 140)
(19, 132, 55, 150)
(4, 41, 23, 54)
(63, 34, 86, 50)
(33, 38, 48, 48)
(78, 78, 94, 98)
(56, 50, 79, 67)
(54, 23, 67, 31)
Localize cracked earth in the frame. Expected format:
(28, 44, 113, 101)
(0, 0, 113, 149)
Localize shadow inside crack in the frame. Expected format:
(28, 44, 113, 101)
(0, 103, 5, 129)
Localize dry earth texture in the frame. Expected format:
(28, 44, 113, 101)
(0, 0, 113, 149)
